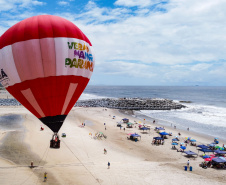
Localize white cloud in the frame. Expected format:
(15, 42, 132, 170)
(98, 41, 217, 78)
(114, 0, 164, 8)
(0, 0, 45, 12)
(58, 1, 69, 6)
(1, 0, 226, 85)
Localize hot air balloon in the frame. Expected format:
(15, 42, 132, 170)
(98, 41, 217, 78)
(0, 15, 94, 148)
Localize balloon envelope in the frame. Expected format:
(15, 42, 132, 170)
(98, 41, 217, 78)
(0, 15, 94, 133)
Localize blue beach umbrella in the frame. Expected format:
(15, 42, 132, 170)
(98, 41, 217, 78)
(180, 146, 186, 150)
(172, 142, 178, 145)
(203, 155, 211, 159)
(190, 139, 196, 142)
(159, 132, 169, 135)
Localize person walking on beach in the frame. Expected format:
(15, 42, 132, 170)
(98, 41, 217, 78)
(187, 160, 190, 168)
(108, 162, 110, 169)
(104, 148, 107, 154)
(44, 172, 47, 182)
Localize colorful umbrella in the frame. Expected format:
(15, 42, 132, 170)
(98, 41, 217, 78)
(204, 158, 211, 161)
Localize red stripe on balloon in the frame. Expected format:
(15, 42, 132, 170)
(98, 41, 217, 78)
(0, 15, 92, 49)
(6, 76, 89, 118)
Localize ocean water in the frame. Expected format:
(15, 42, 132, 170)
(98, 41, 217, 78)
(80, 86, 226, 141)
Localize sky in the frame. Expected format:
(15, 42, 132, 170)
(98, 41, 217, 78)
(0, 0, 226, 86)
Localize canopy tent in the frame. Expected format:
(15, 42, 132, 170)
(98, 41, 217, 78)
(197, 145, 209, 149)
(219, 157, 226, 161)
(130, 133, 141, 141)
(127, 122, 134, 128)
(127, 122, 133, 125)
(140, 127, 150, 133)
(153, 137, 164, 140)
(140, 127, 150, 130)
(214, 150, 226, 155)
(155, 127, 165, 130)
(159, 132, 169, 136)
(122, 118, 129, 123)
(131, 133, 141, 137)
(198, 148, 214, 153)
(184, 150, 198, 156)
(212, 157, 226, 163)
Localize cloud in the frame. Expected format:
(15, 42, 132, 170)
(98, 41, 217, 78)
(0, 0, 45, 12)
(1, 0, 226, 85)
(57, 1, 69, 6)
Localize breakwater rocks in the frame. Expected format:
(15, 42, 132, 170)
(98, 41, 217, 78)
(75, 98, 186, 110)
(0, 99, 21, 106)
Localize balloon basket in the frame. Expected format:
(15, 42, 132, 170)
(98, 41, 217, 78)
(50, 133, 61, 149)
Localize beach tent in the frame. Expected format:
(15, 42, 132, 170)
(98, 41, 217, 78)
(122, 118, 129, 123)
(212, 157, 226, 163)
(156, 127, 165, 130)
(153, 137, 164, 140)
(184, 150, 198, 157)
(159, 132, 169, 136)
(130, 133, 141, 141)
(197, 145, 209, 149)
(140, 127, 150, 133)
(131, 133, 141, 137)
(198, 148, 214, 153)
(214, 150, 226, 155)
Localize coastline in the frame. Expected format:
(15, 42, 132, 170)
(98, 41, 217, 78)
(0, 106, 225, 184)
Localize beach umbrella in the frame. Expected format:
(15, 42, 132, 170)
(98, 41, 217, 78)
(190, 139, 196, 142)
(180, 142, 185, 145)
(171, 142, 178, 145)
(127, 133, 132, 135)
(203, 155, 211, 159)
(159, 132, 169, 135)
(204, 158, 211, 161)
(0, 15, 94, 134)
(180, 146, 186, 150)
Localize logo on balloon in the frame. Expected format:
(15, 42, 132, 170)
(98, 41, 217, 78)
(65, 42, 94, 72)
(0, 69, 9, 86)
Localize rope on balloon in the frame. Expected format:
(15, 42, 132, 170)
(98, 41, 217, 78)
(61, 139, 101, 185)
(18, 143, 50, 185)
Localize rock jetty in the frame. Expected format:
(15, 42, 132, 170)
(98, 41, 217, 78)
(75, 98, 186, 110)
(0, 98, 186, 110)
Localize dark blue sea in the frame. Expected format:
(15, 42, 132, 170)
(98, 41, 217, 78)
(80, 86, 226, 141)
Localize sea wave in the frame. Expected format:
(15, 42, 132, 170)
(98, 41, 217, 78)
(139, 103, 226, 140)
(79, 93, 109, 100)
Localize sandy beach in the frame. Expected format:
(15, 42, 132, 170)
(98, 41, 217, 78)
(0, 104, 225, 185)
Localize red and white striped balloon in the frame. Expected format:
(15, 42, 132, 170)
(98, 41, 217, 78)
(0, 15, 94, 133)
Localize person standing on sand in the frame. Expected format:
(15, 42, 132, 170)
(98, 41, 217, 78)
(187, 160, 190, 168)
(108, 162, 110, 169)
(44, 172, 47, 182)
